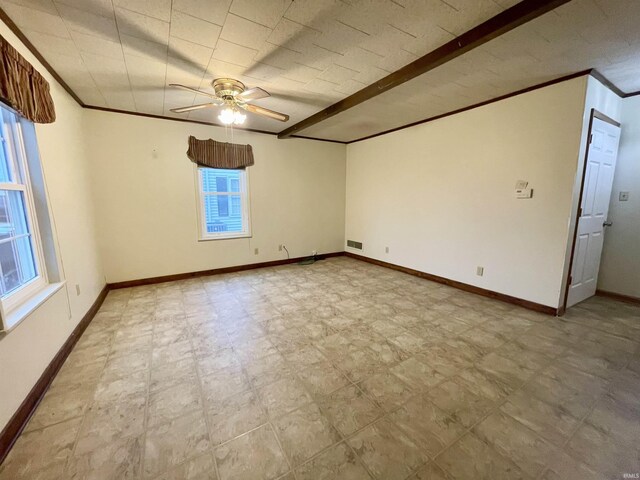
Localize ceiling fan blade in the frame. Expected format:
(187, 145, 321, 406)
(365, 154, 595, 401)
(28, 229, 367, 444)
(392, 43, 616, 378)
(170, 103, 219, 113)
(169, 84, 220, 100)
(241, 103, 289, 122)
(237, 87, 270, 102)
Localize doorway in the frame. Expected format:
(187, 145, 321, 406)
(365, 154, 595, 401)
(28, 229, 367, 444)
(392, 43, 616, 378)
(563, 109, 621, 310)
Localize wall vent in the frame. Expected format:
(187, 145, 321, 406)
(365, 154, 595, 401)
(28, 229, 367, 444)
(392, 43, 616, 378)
(347, 240, 363, 250)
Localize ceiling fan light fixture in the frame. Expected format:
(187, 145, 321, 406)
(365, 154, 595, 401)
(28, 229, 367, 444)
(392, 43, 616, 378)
(233, 110, 246, 125)
(218, 106, 246, 126)
(218, 107, 235, 125)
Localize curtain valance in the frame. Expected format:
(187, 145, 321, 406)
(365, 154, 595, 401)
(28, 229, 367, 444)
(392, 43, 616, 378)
(186, 135, 254, 169)
(0, 35, 56, 124)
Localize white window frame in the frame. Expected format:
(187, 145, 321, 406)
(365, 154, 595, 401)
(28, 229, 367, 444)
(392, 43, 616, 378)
(0, 107, 48, 321)
(195, 166, 251, 241)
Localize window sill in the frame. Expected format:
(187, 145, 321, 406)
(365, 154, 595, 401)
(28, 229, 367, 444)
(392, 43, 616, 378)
(198, 233, 252, 242)
(1, 282, 66, 334)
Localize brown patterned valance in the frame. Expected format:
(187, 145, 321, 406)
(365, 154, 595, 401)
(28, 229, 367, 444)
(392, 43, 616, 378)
(0, 35, 56, 124)
(187, 135, 254, 169)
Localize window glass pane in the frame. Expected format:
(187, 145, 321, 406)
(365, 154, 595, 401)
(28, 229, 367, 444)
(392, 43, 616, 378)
(0, 190, 30, 239)
(204, 194, 243, 234)
(201, 168, 242, 193)
(0, 117, 15, 183)
(0, 190, 37, 296)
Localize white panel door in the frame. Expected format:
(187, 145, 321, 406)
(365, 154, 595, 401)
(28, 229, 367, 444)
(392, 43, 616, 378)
(567, 116, 621, 307)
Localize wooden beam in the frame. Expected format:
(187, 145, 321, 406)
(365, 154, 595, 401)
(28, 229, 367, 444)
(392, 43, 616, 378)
(277, 0, 572, 139)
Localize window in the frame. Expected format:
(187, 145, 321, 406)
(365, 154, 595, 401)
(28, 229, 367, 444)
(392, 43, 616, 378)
(0, 105, 47, 321)
(197, 167, 250, 240)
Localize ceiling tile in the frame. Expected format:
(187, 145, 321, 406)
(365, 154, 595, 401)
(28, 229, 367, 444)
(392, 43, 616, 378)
(115, 7, 170, 45)
(220, 13, 272, 50)
(333, 46, 381, 72)
(24, 29, 76, 56)
(283, 0, 341, 28)
(172, 0, 231, 26)
(112, 0, 171, 22)
(169, 10, 221, 48)
(212, 38, 258, 68)
(67, 82, 107, 105)
(242, 62, 285, 82)
(55, 2, 118, 41)
(359, 23, 416, 57)
(204, 58, 246, 81)
(318, 63, 358, 83)
(120, 33, 168, 62)
(281, 63, 322, 84)
(312, 20, 369, 55)
(70, 30, 123, 59)
(102, 89, 137, 110)
(267, 17, 320, 52)
(377, 49, 418, 72)
(54, 0, 112, 16)
(333, 78, 366, 95)
(229, 0, 292, 29)
(165, 56, 206, 87)
(0, 0, 57, 15)
(251, 43, 304, 71)
(124, 55, 166, 87)
(168, 36, 213, 67)
(1, 2, 69, 37)
(351, 65, 390, 85)
(303, 77, 340, 95)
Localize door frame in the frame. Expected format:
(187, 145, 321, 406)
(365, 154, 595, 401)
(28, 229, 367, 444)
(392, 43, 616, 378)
(559, 108, 621, 315)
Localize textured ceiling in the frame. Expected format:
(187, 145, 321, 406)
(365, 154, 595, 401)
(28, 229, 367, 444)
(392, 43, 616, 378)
(1, 0, 638, 141)
(298, 0, 640, 141)
(0, 0, 515, 133)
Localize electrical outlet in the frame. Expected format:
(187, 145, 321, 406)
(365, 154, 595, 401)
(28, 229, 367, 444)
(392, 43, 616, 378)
(385, 246, 389, 254)
(476, 266, 484, 277)
(75, 284, 81, 295)
(278, 244, 283, 251)
(254, 248, 259, 255)
(619, 191, 630, 202)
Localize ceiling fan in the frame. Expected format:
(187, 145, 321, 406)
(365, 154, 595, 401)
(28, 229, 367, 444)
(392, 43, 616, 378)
(169, 78, 290, 126)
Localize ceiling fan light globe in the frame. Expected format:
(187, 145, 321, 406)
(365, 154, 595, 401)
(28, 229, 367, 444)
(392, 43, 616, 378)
(218, 107, 235, 125)
(233, 111, 246, 125)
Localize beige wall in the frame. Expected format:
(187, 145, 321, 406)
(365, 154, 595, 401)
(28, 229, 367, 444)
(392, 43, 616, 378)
(0, 23, 106, 430)
(599, 95, 640, 298)
(85, 110, 346, 283)
(345, 77, 589, 308)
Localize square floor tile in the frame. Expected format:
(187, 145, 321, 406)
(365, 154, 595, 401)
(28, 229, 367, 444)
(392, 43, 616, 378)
(144, 411, 211, 478)
(67, 435, 143, 480)
(214, 424, 289, 480)
(348, 418, 428, 480)
(436, 432, 526, 480)
(389, 395, 466, 458)
(258, 376, 313, 418)
(320, 385, 383, 437)
(295, 442, 373, 480)
(273, 401, 341, 467)
(208, 390, 268, 445)
(473, 411, 555, 477)
(147, 379, 203, 427)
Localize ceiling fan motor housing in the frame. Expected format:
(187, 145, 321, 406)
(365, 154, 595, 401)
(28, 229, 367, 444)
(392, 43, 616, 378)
(212, 78, 245, 100)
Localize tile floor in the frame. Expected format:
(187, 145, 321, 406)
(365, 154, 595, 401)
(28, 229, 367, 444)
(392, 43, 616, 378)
(1, 257, 639, 480)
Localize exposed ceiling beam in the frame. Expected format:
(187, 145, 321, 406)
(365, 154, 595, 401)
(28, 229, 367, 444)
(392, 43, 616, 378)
(277, 0, 573, 139)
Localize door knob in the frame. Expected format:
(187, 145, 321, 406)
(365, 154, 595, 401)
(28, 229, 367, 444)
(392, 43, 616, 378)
(603, 221, 613, 227)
